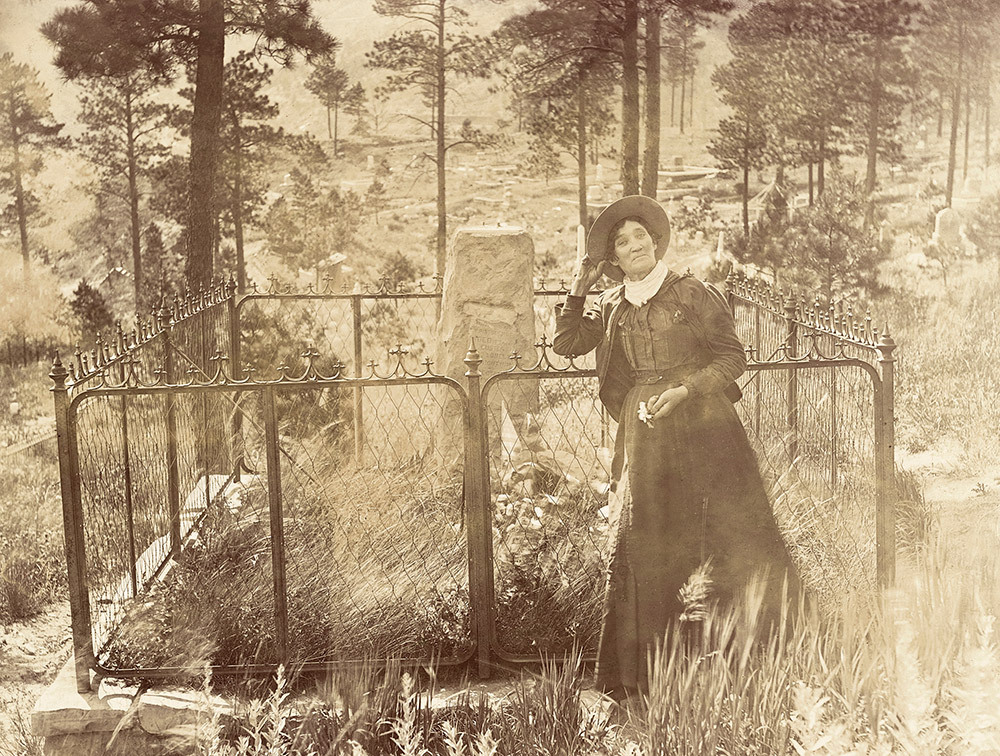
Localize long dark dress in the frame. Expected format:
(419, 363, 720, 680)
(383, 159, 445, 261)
(553, 272, 799, 694)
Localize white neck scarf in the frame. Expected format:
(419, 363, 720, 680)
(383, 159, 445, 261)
(623, 259, 669, 307)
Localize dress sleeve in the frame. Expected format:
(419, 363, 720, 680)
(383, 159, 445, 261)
(679, 283, 747, 397)
(552, 294, 605, 357)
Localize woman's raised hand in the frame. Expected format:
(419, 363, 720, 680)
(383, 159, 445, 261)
(569, 258, 606, 297)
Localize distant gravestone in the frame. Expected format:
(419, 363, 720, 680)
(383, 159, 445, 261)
(436, 227, 537, 464)
(367, 154, 375, 171)
(933, 207, 961, 248)
(595, 164, 606, 183)
(586, 184, 604, 202)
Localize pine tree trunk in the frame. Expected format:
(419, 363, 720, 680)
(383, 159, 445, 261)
(186, 0, 225, 287)
(334, 102, 340, 156)
(808, 162, 814, 206)
(986, 64, 992, 172)
(125, 87, 143, 315)
(864, 33, 884, 195)
(577, 78, 588, 229)
(679, 65, 686, 134)
(670, 80, 676, 127)
(621, 0, 640, 195)
(937, 93, 944, 138)
(742, 122, 750, 238)
(689, 68, 694, 128)
(962, 77, 970, 180)
(818, 131, 826, 197)
(435, 0, 447, 277)
(233, 133, 246, 295)
(326, 105, 332, 140)
(641, 10, 661, 198)
(9, 114, 29, 274)
(946, 26, 965, 208)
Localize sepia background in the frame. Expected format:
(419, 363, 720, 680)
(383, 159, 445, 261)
(3, 0, 1000, 752)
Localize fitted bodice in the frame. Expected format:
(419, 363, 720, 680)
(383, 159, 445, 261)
(616, 287, 706, 380)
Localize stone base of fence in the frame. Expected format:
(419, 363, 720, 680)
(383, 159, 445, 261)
(33, 653, 610, 755)
(32, 657, 233, 755)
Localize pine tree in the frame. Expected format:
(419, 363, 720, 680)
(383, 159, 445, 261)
(495, 0, 618, 227)
(777, 170, 889, 298)
(914, 0, 993, 206)
(264, 168, 363, 273)
(43, 0, 334, 287)
(643, 2, 732, 196)
(344, 83, 368, 136)
(0, 54, 66, 274)
(367, 0, 492, 277)
(75, 68, 172, 314)
(839, 0, 917, 197)
(305, 54, 350, 152)
(70, 279, 115, 341)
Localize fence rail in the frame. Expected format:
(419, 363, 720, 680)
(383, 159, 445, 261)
(51, 269, 897, 691)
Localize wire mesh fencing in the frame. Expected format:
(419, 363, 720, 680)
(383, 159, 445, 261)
(481, 362, 614, 660)
(51, 270, 896, 688)
(59, 355, 476, 683)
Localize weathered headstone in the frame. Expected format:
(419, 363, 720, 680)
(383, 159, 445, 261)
(367, 154, 375, 171)
(932, 207, 961, 249)
(436, 227, 537, 465)
(595, 164, 606, 184)
(586, 184, 604, 202)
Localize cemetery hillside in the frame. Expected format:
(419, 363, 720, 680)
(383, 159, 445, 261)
(2, 0, 1000, 753)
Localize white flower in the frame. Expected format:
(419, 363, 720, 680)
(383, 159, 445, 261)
(638, 401, 655, 426)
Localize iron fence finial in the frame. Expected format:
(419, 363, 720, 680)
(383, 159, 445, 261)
(49, 354, 68, 390)
(464, 340, 482, 377)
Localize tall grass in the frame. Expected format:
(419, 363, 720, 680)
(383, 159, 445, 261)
(0, 452, 64, 623)
(877, 256, 1000, 468)
(178, 524, 1000, 755)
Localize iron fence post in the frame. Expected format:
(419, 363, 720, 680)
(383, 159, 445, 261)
(263, 386, 290, 663)
(875, 329, 897, 588)
(464, 341, 494, 679)
(117, 348, 138, 598)
(784, 295, 799, 463)
(162, 311, 181, 557)
(352, 289, 364, 466)
(51, 357, 94, 693)
(829, 367, 838, 493)
(199, 307, 212, 502)
(228, 280, 245, 473)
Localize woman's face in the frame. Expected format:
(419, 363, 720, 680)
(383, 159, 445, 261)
(611, 219, 658, 280)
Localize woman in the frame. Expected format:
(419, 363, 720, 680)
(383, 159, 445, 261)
(553, 195, 799, 696)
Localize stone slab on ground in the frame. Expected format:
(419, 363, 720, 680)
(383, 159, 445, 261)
(32, 655, 232, 755)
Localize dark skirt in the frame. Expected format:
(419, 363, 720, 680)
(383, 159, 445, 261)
(595, 381, 800, 693)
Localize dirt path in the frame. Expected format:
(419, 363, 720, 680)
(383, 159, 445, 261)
(0, 601, 71, 746)
(919, 461, 1000, 565)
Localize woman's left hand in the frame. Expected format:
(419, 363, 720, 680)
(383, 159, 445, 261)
(647, 386, 689, 421)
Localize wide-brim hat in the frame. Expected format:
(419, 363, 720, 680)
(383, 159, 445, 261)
(585, 195, 671, 282)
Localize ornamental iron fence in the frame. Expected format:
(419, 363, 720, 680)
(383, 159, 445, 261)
(51, 270, 896, 692)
